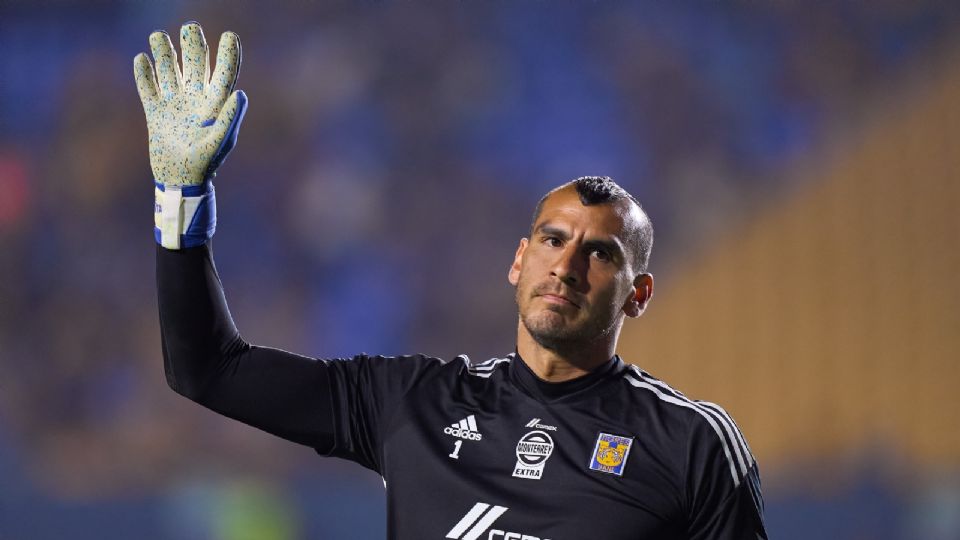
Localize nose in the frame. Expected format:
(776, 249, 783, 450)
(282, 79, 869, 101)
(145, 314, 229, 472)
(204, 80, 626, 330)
(551, 246, 586, 286)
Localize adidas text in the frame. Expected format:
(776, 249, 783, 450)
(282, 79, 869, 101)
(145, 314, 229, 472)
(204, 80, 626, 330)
(444, 426, 483, 441)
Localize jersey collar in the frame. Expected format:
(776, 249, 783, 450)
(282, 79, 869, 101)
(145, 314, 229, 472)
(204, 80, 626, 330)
(509, 351, 625, 403)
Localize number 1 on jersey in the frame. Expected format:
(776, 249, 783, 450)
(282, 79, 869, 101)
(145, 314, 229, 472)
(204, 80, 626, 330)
(449, 440, 463, 459)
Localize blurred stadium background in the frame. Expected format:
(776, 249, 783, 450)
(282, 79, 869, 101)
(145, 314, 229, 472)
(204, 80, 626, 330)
(2, 1, 960, 538)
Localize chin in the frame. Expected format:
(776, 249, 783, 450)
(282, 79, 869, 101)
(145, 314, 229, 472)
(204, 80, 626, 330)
(523, 313, 582, 345)
(523, 309, 619, 349)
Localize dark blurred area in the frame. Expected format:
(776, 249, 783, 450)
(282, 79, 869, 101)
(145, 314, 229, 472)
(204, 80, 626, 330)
(2, 1, 960, 538)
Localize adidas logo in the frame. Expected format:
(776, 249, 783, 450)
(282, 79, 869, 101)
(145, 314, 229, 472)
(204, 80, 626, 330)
(444, 414, 483, 441)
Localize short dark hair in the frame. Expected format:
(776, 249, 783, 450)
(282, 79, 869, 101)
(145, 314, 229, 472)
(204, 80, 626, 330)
(530, 176, 654, 273)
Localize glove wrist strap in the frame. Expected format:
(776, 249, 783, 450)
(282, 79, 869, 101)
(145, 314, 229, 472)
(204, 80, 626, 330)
(153, 181, 217, 249)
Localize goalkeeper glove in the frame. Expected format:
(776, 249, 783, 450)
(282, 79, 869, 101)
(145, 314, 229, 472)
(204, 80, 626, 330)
(133, 21, 248, 249)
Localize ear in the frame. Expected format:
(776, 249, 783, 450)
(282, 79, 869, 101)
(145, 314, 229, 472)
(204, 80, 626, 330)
(623, 273, 654, 318)
(507, 238, 528, 286)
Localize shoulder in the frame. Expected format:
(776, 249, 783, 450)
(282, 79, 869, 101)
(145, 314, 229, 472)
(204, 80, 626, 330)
(619, 364, 755, 488)
(322, 353, 453, 392)
(460, 353, 513, 378)
(617, 363, 702, 424)
(330, 352, 515, 384)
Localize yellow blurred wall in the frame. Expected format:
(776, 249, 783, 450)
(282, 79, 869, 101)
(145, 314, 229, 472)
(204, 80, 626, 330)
(620, 48, 960, 471)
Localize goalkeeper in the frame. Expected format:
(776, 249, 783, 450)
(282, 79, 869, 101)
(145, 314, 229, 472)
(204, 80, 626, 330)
(137, 22, 767, 539)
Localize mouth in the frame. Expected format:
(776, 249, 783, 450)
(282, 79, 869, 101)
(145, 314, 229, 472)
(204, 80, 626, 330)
(536, 292, 580, 309)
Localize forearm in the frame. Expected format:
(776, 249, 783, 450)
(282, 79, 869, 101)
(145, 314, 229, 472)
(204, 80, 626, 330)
(156, 243, 335, 448)
(156, 243, 240, 396)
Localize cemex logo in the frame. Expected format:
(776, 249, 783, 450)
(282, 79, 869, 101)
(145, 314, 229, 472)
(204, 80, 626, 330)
(524, 418, 557, 431)
(445, 414, 483, 441)
(446, 503, 550, 540)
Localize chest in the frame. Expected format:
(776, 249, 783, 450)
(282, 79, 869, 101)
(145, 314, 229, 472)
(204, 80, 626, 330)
(379, 383, 687, 540)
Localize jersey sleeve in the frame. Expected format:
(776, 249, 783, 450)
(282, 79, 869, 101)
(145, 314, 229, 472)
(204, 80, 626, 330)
(684, 403, 768, 540)
(157, 243, 337, 449)
(157, 243, 444, 474)
(320, 353, 444, 473)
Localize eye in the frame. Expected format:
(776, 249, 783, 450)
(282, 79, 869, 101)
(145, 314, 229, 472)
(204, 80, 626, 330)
(591, 249, 611, 262)
(543, 236, 562, 247)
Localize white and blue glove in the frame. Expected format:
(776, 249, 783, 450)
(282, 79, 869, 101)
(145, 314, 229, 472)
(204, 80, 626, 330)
(134, 21, 247, 249)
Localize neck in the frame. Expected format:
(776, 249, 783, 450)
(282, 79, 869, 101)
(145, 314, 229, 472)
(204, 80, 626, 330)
(515, 322, 619, 382)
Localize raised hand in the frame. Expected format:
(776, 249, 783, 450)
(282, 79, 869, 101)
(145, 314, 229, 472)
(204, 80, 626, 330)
(134, 21, 248, 249)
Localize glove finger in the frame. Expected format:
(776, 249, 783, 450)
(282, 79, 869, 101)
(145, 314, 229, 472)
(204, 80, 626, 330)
(180, 21, 209, 97)
(203, 89, 248, 179)
(207, 31, 241, 109)
(133, 52, 159, 106)
(149, 30, 182, 99)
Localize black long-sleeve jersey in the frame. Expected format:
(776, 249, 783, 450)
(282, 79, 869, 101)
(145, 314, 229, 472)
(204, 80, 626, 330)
(157, 244, 767, 540)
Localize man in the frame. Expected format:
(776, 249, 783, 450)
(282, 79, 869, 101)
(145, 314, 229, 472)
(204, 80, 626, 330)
(136, 22, 767, 539)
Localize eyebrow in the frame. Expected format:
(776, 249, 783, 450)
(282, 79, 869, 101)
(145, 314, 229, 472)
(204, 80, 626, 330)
(535, 223, 627, 262)
(535, 223, 571, 240)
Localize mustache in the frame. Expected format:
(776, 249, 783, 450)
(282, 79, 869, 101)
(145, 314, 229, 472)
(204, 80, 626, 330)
(533, 283, 583, 307)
